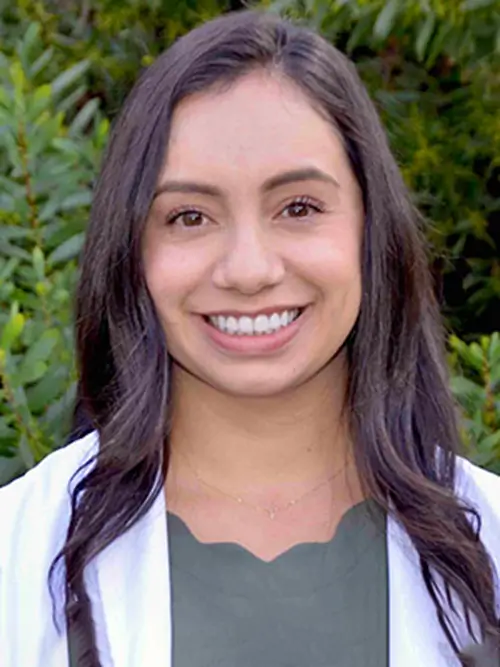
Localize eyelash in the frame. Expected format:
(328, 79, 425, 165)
(164, 196, 326, 228)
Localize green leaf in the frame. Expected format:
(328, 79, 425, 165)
(0, 129, 23, 171)
(373, 0, 399, 40)
(31, 84, 52, 120)
(60, 192, 93, 210)
(346, 11, 376, 53)
(47, 233, 85, 264)
(9, 60, 26, 98)
(488, 332, 500, 364)
(451, 337, 486, 373)
(470, 446, 496, 468)
(17, 330, 59, 384)
(26, 364, 70, 413)
(18, 22, 41, 68)
(0, 175, 25, 199)
(0, 227, 32, 242)
(0, 241, 32, 261)
(15, 360, 48, 386)
(425, 22, 453, 67)
(1, 310, 25, 350)
(51, 60, 91, 97)
(415, 13, 435, 62)
(30, 47, 55, 78)
(463, 0, 497, 8)
(51, 137, 81, 155)
(96, 118, 110, 145)
(450, 375, 483, 400)
(0, 86, 10, 110)
(43, 380, 76, 434)
(69, 98, 100, 135)
(0, 257, 19, 282)
(0, 416, 17, 440)
(57, 84, 87, 115)
(32, 246, 45, 281)
(18, 432, 35, 470)
(479, 431, 500, 452)
(469, 343, 485, 372)
(449, 335, 470, 358)
(0, 454, 25, 486)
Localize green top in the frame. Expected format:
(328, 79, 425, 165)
(168, 499, 388, 667)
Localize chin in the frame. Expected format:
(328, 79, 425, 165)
(205, 371, 304, 398)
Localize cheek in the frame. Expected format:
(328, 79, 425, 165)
(143, 246, 205, 320)
(296, 230, 362, 293)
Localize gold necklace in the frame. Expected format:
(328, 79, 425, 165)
(176, 449, 348, 520)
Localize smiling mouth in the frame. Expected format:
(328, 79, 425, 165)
(203, 307, 306, 337)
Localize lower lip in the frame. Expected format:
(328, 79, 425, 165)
(199, 309, 308, 354)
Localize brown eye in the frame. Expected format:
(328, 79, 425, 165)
(282, 197, 325, 220)
(286, 203, 312, 218)
(166, 209, 206, 228)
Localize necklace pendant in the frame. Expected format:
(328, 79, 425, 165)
(268, 508, 277, 520)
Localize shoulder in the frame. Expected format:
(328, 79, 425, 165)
(455, 455, 499, 515)
(0, 433, 100, 660)
(455, 455, 500, 603)
(0, 431, 99, 565)
(0, 429, 99, 506)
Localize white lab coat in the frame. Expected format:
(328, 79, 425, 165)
(0, 430, 499, 667)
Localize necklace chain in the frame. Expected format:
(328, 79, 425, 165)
(176, 449, 346, 520)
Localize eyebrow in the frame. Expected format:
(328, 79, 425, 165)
(153, 167, 340, 199)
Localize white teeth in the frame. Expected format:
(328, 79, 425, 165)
(254, 314, 269, 334)
(269, 313, 281, 331)
(208, 309, 301, 336)
(239, 316, 253, 335)
(225, 316, 238, 335)
(217, 315, 226, 332)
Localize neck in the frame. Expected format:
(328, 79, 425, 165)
(167, 355, 354, 499)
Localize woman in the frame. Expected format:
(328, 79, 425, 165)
(0, 8, 499, 667)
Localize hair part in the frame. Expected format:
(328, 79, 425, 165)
(50, 8, 499, 665)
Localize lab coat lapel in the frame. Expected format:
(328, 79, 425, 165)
(387, 512, 458, 667)
(91, 487, 172, 667)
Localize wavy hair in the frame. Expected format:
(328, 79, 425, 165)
(49, 8, 499, 665)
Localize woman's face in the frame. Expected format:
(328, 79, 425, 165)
(143, 70, 364, 397)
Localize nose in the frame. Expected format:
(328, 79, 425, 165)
(212, 223, 285, 294)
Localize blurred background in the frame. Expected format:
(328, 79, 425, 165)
(0, 0, 498, 485)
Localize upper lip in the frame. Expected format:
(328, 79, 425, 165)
(202, 305, 307, 318)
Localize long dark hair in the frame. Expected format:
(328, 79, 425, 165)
(49, 8, 499, 665)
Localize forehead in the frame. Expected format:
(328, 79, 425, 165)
(163, 70, 348, 183)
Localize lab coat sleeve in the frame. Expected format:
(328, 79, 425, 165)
(0, 467, 38, 666)
(458, 458, 500, 612)
(0, 432, 99, 667)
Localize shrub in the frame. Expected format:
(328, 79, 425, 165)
(0, 25, 105, 484)
(449, 332, 500, 474)
(1, 0, 231, 115)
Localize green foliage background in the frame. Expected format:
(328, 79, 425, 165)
(0, 0, 499, 485)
